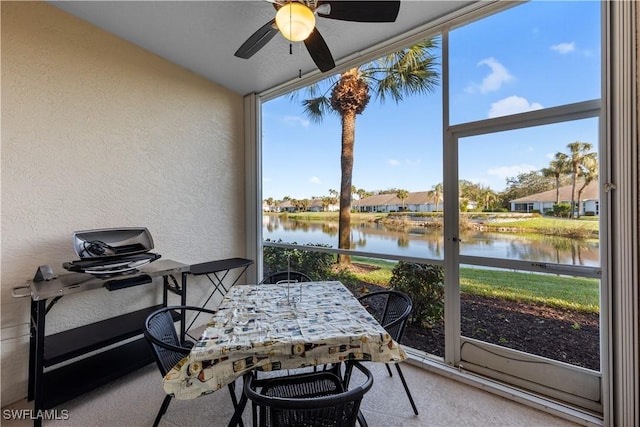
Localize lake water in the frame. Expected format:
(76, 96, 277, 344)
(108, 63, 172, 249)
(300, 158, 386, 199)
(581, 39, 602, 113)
(263, 216, 600, 267)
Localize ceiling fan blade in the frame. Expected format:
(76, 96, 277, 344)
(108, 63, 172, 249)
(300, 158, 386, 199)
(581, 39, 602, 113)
(317, 1, 400, 22)
(304, 28, 335, 73)
(234, 18, 279, 59)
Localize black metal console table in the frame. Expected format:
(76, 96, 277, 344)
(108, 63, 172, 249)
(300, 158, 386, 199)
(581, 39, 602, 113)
(184, 258, 254, 337)
(188, 257, 254, 306)
(15, 259, 189, 427)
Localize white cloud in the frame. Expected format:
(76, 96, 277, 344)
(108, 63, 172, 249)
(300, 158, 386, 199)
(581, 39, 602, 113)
(309, 176, 321, 184)
(282, 115, 310, 127)
(466, 57, 514, 94)
(488, 95, 543, 118)
(388, 159, 400, 166)
(551, 42, 575, 54)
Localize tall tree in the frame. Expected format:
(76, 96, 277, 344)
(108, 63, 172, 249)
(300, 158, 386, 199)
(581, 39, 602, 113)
(541, 152, 570, 204)
(567, 141, 595, 218)
(397, 189, 409, 211)
(576, 153, 598, 219)
(479, 187, 497, 211)
(501, 171, 553, 206)
(298, 39, 440, 264)
(431, 183, 443, 211)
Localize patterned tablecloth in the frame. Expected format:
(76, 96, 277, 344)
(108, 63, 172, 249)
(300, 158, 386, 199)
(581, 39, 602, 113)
(163, 281, 406, 400)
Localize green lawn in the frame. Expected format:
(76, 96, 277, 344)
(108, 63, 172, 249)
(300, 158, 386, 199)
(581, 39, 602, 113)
(459, 268, 599, 313)
(347, 258, 599, 314)
(485, 216, 599, 237)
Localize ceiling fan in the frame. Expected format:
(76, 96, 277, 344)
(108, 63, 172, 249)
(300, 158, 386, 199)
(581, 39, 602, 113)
(234, 1, 401, 73)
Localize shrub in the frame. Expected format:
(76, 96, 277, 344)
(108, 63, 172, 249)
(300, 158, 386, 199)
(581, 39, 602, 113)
(262, 240, 334, 280)
(388, 262, 444, 328)
(584, 211, 596, 216)
(552, 203, 572, 217)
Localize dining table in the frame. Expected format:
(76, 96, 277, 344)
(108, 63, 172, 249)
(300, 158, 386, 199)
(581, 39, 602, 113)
(162, 280, 407, 424)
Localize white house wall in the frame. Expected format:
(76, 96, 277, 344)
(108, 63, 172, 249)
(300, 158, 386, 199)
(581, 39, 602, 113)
(1, 2, 245, 406)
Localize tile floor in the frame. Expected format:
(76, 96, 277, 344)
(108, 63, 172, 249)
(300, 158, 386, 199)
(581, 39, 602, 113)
(2, 360, 586, 427)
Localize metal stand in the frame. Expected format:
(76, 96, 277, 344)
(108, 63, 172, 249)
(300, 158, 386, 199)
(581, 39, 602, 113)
(22, 260, 189, 427)
(186, 258, 254, 335)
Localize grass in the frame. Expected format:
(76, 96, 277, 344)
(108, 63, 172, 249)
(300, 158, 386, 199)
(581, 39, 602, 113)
(270, 211, 599, 236)
(459, 268, 599, 313)
(276, 212, 384, 223)
(344, 258, 600, 314)
(481, 216, 599, 237)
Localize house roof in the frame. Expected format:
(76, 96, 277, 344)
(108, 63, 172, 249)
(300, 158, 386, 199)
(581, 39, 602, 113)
(353, 191, 435, 207)
(510, 181, 599, 203)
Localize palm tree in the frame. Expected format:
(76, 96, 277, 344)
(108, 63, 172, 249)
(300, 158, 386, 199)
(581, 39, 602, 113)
(264, 197, 274, 211)
(479, 187, 497, 211)
(297, 39, 440, 264)
(431, 183, 443, 212)
(576, 153, 598, 219)
(567, 141, 595, 218)
(541, 152, 570, 204)
(397, 189, 409, 211)
(299, 198, 310, 212)
(356, 188, 368, 200)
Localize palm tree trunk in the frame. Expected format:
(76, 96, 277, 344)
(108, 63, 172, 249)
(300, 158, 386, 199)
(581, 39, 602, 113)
(570, 168, 577, 219)
(338, 110, 356, 264)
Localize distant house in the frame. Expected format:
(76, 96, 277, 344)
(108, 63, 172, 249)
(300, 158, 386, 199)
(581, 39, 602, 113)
(273, 198, 338, 213)
(307, 198, 339, 212)
(277, 200, 296, 213)
(509, 181, 599, 216)
(353, 191, 442, 213)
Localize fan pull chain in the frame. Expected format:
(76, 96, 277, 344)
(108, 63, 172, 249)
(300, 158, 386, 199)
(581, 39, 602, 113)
(299, 69, 302, 79)
(289, 43, 292, 55)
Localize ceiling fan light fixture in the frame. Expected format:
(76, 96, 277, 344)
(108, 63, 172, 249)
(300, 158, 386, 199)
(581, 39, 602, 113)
(275, 2, 316, 42)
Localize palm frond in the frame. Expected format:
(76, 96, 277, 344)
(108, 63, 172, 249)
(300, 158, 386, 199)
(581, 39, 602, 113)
(294, 37, 440, 121)
(294, 76, 340, 122)
(361, 37, 440, 104)
(302, 96, 334, 123)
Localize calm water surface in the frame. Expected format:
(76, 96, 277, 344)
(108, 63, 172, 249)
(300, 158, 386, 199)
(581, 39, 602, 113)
(263, 216, 600, 267)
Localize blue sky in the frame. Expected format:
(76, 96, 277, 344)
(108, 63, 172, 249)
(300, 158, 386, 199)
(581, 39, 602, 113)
(262, 1, 601, 201)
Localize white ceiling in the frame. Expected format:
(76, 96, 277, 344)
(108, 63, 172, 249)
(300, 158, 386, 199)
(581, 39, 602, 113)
(50, 1, 476, 96)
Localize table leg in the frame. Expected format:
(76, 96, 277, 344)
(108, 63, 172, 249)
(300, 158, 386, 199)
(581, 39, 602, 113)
(228, 377, 248, 427)
(31, 299, 46, 427)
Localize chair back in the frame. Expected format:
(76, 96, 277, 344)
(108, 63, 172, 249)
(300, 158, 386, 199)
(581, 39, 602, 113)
(143, 306, 216, 377)
(245, 362, 372, 427)
(358, 290, 412, 341)
(259, 270, 312, 285)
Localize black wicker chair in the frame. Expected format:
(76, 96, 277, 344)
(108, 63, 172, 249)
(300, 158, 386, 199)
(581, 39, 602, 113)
(244, 362, 373, 427)
(143, 306, 243, 427)
(259, 270, 312, 284)
(354, 290, 418, 415)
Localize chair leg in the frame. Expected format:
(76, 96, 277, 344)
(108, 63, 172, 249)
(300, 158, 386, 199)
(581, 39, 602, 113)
(357, 409, 369, 427)
(395, 364, 419, 415)
(153, 394, 173, 427)
(385, 362, 393, 377)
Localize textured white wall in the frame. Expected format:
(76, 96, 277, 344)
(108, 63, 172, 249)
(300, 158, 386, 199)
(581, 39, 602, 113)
(1, 2, 246, 406)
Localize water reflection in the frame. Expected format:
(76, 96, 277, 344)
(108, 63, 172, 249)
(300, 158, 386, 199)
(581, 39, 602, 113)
(262, 216, 599, 267)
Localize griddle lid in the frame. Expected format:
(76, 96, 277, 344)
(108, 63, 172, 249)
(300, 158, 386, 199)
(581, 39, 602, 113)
(72, 227, 154, 259)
